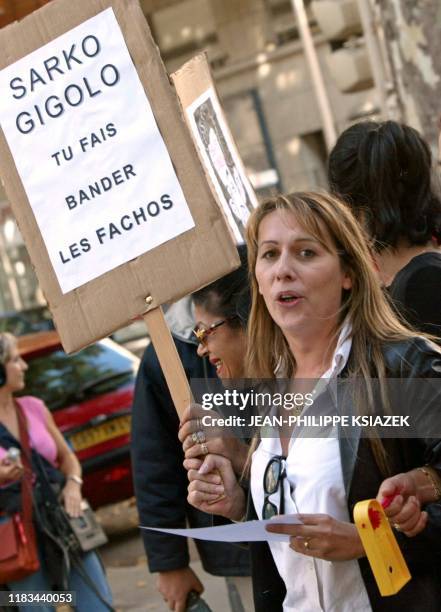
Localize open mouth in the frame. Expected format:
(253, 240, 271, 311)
(276, 292, 303, 304)
(211, 358, 223, 374)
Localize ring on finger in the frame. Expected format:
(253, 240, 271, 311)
(196, 417, 203, 429)
(191, 432, 199, 444)
(201, 443, 209, 456)
(303, 539, 310, 550)
(196, 430, 206, 444)
(393, 523, 402, 531)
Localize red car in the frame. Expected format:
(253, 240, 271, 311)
(17, 331, 140, 508)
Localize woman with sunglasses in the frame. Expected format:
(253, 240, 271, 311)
(132, 293, 253, 612)
(185, 192, 441, 612)
(179, 244, 251, 473)
(176, 244, 256, 609)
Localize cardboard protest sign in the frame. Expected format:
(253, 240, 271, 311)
(0, 0, 239, 354)
(0, 8, 194, 294)
(172, 54, 258, 244)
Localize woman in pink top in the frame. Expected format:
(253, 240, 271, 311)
(0, 335, 82, 516)
(0, 332, 113, 612)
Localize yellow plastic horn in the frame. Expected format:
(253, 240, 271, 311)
(353, 499, 411, 596)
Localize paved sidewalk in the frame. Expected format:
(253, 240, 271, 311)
(97, 499, 240, 612)
(106, 558, 232, 612)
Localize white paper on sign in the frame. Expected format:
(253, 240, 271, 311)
(140, 515, 302, 543)
(186, 88, 258, 244)
(0, 8, 195, 294)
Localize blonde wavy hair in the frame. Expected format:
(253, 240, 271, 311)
(245, 191, 419, 474)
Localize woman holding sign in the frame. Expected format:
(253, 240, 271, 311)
(184, 192, 441, 611)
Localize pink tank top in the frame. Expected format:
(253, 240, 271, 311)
(0, 396, 58, 467)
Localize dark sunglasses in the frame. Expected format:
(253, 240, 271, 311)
(192, 315, 239, 345)
(262, 455, 286, 520)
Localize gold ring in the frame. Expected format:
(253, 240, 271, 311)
(304, 539, 309, 549)
(393, 523, 401, 531)
(196, 430, 206, 444)
(191, 432, 199, 444)
(196, 417, 203, 429)
(201, 443, 209, 456)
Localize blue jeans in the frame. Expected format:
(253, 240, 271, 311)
(7, 546, 113, 612)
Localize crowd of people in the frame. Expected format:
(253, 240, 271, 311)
(1, 118, 441, 612)
(177, 119, 441, 611)
(182, 189, 441, 611)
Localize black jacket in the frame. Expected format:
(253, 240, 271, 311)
(131, 336, 250, 577)
(388, 252, 441, 340)
(249, 336, 441, 612)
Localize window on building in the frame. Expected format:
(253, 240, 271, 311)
(0, 206, 42, 312)
(286, 130, 328, 192)
(266, 0, 319, 48)
(147, 0, 227, 71)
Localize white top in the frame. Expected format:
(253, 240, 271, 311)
(250, 322, 372, 612)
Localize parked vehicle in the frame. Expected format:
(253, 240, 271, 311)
(17, 331, 140, 508)
(0, 306, 54, 336)
(0, 304, 149, 357)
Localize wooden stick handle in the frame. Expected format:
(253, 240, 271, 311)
(143, 306, 193, 418)
(143, 306, 224, 501)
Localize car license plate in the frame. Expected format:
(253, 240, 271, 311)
(70, 415, 131, 451)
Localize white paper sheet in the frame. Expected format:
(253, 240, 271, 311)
(0, 8, 194, 293)
(140, 515, 302, 543)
